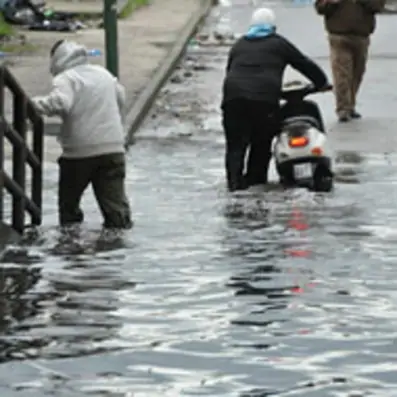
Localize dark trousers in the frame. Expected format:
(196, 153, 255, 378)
(222, 99, 279, 191)
(58, 152, 132, 229)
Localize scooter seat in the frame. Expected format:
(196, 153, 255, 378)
(282, 115, 321, 130)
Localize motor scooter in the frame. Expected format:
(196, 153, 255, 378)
(272, 81, 334, 192)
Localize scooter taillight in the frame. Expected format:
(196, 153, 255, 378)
(289, 136, 309, 148)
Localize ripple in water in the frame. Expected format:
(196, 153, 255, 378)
(1, 11, 397, 397)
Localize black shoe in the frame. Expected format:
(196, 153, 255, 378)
(350, 110, 362, 119)
(227, 180, 248, 192)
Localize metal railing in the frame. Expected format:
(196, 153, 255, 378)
(0, 65, 44, 234)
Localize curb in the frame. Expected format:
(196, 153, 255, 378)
(124, 0, 214, 146)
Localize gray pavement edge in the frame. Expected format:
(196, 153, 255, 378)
(124, 0, 214, 147)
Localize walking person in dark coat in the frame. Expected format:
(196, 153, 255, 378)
(32, 39, 133, 229)
(221, 8, 330, 192)
(315, 0, 385, 122)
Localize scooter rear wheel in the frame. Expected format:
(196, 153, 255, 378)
(312, 165, 333, 192)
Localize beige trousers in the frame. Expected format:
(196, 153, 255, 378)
(329, 34, 370, 116)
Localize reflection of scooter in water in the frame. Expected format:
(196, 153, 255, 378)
(285, 205, 317, 294)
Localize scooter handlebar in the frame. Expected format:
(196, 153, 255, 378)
(317, 83, 333, 92)
(281, 82, 333, 100)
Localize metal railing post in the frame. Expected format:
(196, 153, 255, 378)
(104, 0, 119, 77)
(0, 66, 44, 234)
(0, 67, 5, 226)
(31, 113, 43, 226)
(12, 91, 27, 234)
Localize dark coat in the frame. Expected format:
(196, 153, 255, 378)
(221, 33, 328, 108)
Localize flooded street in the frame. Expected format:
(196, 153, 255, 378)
(2, 1, 397, 396)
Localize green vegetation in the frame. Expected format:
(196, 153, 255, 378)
(77, 12, 102, 21)
(119, 0, 149, 19)
(0, 13, 38, 53)
(79, 0, 149, 24)
(0, 13, 13, 38)
(0, 42, 37, 54)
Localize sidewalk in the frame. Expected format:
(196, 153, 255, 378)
(3, 0, 212, 158)
(45, 0, 128, 15)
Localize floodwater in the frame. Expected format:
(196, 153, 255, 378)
(1, 1, 397, 396)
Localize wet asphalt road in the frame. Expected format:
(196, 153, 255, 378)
(1, 1, 397, 396)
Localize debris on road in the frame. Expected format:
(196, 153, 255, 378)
(170, 54, 210, 85)
(189, 30, 237, 48)
(0, 0, 86, 31)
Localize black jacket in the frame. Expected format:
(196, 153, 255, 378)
(222, 33, 328, 108)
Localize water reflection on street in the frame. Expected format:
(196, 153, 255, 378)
(1, 1, 397, 396)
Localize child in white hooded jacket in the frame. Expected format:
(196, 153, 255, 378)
(32, 39, 132, 229)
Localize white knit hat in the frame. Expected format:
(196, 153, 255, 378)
(250, 7, 276, 26)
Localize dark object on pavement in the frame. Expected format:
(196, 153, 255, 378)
(0, 0, 85, 31)
(28, 19, 83, 32)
